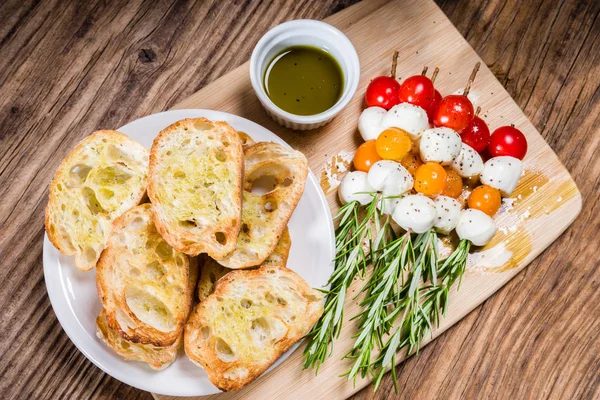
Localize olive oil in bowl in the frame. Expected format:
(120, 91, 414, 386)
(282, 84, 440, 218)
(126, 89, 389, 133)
(264, 46, 343, 116)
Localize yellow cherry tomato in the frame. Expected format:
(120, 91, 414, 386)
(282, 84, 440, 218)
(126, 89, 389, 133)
(400, 153, 423, 178)
(375, 128, 412, 160)
(414, 162, 447, 196)
(353, 140, 382, 172)
(442, 167, 463, 198)
(468, 185, 501, 216)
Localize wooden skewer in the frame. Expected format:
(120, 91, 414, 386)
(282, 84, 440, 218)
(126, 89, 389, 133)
(421, 66, 428, 75)
(431, 67, 440, 84)
(390, 51, 399, 79)
(463, 62, 481, 97)
(476, 106, 481, 116)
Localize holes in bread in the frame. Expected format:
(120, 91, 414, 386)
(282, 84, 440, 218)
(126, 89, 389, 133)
(250, 317, 270, 346)
(89, 165, 133, 187)
(215, 232, 227, 245)
(155, 240, 173, 261)
(215, 148, 227, 162)
(276, 296, 288, 306)
(265, 292, 275, 303)
(69, 164, 92, 184)
(98, 188, 115, 202)
(56, 183, 64, 191)
(241, 223, 250, 234)
(240, 299, 252, 309)
(105, 144, 135, 166)
(248, 175, 277, 195)
(282, 177, 293, 187)
(179, 220, 196, 229)
(209, 272, 217, 284)
(264, 200, 277, 212)
(130, 267, 141, 276)
(304, 293, 321, 302)
(194, 120, 214, 131)
(201, 326, 211, 340)
(125, 287, 175, 332)
(166, 150, 172, 156)
(146, 261, 166, 280)
(60, 204, 66, 211)
(173, 171, 186, 179)
(82, 187, 106, 215)
(215, 338, 236, 362)
(82, 246, 97, 264)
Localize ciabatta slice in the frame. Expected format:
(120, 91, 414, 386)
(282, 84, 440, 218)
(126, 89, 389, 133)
(184, 265, 323, 391)
(148, 118, 244, 258)
(197, 227, 291, 301)
(96, 308, 180, 370)
(216, 143, 307, 269)
(45, 130, 149, 271)
(96, 204, 198, 347)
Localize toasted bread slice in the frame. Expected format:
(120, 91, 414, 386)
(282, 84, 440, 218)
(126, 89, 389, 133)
(184, 265, 323, 392)
(216, 143, 307, 269)
(96, 308, 180, 370)
(97, 204, 198, 347)
(147, 118, 244, 258)
(45, 130, 149, 271)
(197, 228, 291, 301)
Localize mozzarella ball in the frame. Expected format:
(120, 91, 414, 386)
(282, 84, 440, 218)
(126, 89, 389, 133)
(392, 194, 437, 233)
(455, 209, 497, 246)
(367, 160, 414, 196)
(380, 103, 429, 140)
(480, 156, 523, 197)
(338, 171, 374, 205)
(358, 106, 386, 141)
(433, 196, 462, 235)
(450, 142, 484, 178)
(377, 197, 401, 216)
(419, 127, 462, 165)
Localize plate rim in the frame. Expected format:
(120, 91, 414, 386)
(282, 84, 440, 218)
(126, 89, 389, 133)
(43, 108, 335, 396)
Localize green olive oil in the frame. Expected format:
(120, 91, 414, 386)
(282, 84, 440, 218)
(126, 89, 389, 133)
(264, 46, 343, 116)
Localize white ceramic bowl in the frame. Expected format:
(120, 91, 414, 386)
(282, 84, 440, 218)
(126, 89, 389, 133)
(250, 19, 360, 130)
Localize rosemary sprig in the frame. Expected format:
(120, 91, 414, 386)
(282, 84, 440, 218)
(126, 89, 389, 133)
(371, 238, 471, 391)
(303, 195, 381, 371)
(344, 228, 413, 381)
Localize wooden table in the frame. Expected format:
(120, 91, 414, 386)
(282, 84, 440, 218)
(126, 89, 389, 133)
(0, 0, 598, 399)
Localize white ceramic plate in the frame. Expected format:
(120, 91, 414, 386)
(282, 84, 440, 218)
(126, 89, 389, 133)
(43, 109, 335, 396)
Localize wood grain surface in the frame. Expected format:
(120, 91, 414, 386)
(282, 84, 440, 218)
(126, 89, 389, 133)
(0, 1, 598, 400)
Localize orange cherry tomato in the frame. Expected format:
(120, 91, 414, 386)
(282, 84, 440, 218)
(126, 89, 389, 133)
(400, 153, 423, 178)
(353, 140, 382, 172)
(442, 167, 463, 198)
(375, 128, 412, 161)
(468, 185, 501, 216)
(414, 162, 447, 196)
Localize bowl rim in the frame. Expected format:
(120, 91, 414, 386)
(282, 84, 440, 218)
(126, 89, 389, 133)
(250, 19, 360, 125)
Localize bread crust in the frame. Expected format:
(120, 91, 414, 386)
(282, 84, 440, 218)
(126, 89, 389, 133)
(45, 130, 149, 271)
(96, 204, 197, 347)
(216, 142, 307, 269)
(147, 118, 244, 258)
(184, 265, 324, 391)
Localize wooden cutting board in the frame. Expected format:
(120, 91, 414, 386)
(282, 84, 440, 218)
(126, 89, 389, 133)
(154, 0, 581, 398)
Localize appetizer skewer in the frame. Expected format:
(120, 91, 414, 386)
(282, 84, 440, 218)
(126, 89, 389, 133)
(305, 57, 530, 391)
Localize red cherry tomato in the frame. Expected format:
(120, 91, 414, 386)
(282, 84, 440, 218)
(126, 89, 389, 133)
(398, 75, 435, 109)
(433, 94, 474, 132)
(461, 116, 490, 152)
(426, 90, 442, 124)
(488, 126, 528, 160)
(365, 76, 400, 110)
